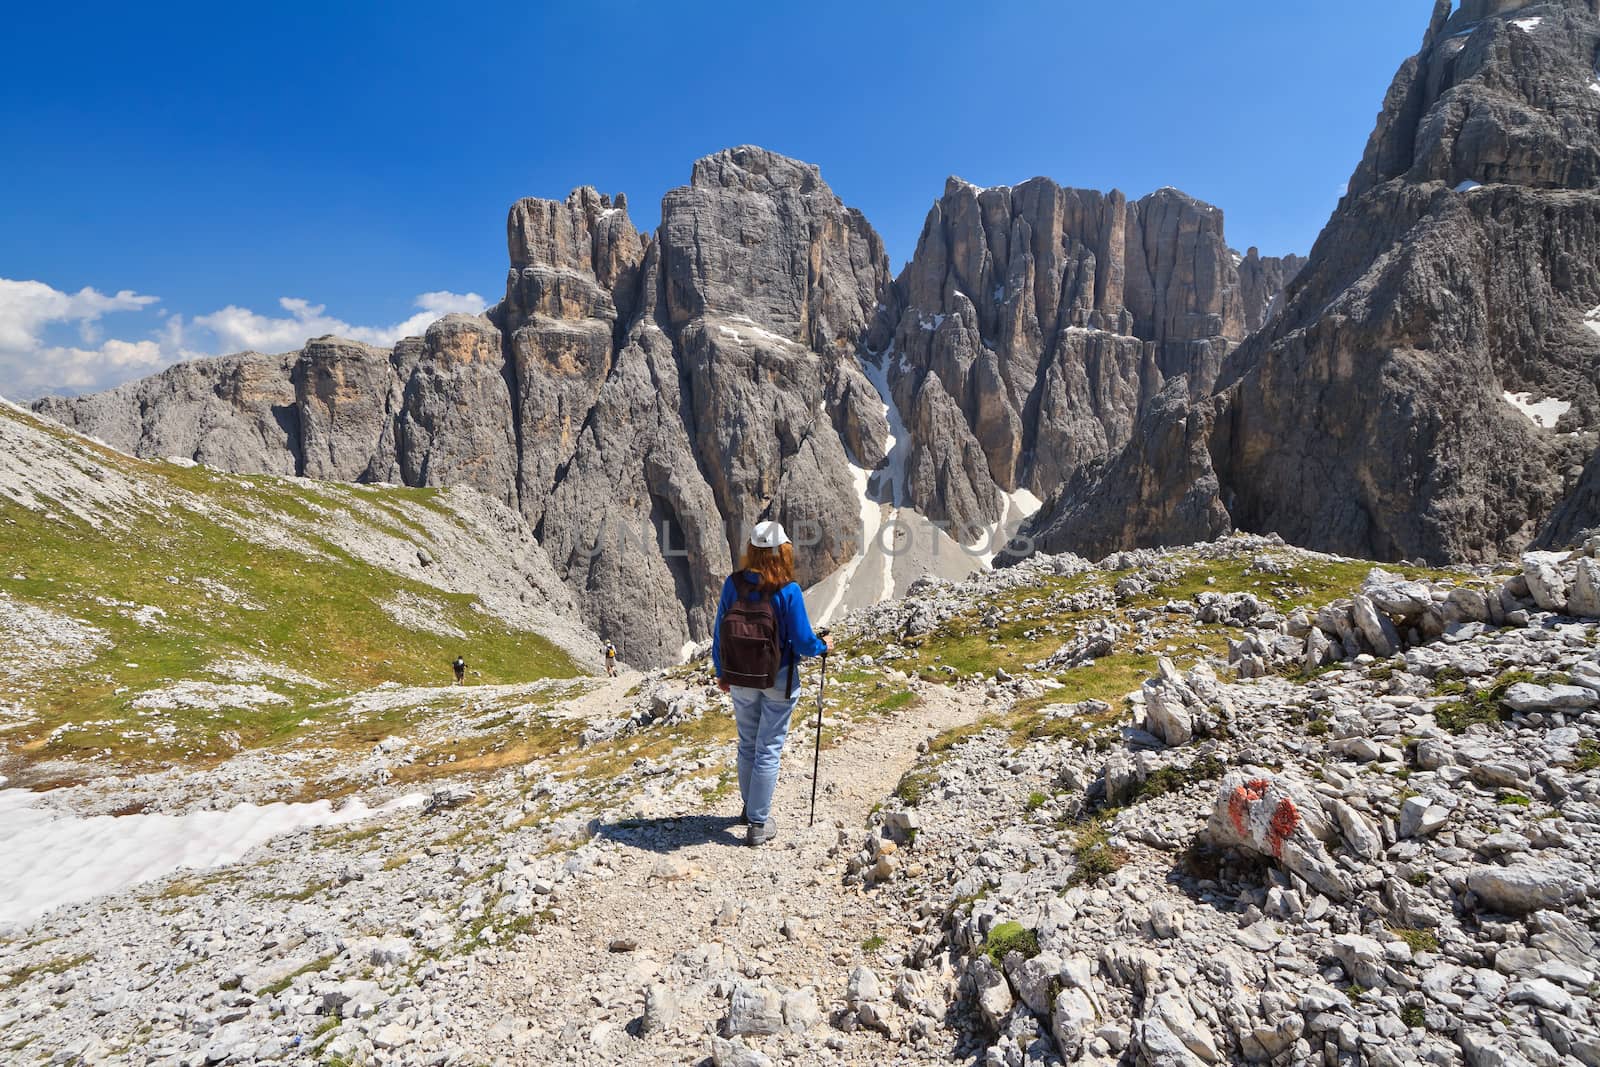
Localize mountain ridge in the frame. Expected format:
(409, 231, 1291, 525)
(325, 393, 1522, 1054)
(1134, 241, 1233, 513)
(1019, 0, 1600, 567)
(32, 150, 1295, 665)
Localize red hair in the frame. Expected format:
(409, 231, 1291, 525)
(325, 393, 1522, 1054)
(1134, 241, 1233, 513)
(739, 542, 795, 593)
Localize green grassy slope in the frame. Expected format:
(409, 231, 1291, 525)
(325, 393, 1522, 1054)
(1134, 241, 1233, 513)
(0, 403, 581, 775)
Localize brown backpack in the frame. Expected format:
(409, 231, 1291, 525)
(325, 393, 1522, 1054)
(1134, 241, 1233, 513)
(719, 574, 789, 690)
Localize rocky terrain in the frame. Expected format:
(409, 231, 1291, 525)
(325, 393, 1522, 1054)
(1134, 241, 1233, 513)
(3, 525, 1599, 1066)
(32, 148, 1298, 668)
(11, 3, 1600, 1061)
(0, 397, 596, 790)
(1025, 0, 1600, 565)
(840, 537, 1600, 1067)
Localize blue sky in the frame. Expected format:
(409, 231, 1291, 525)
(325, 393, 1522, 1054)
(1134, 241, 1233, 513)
(0, 0, 1434, 398)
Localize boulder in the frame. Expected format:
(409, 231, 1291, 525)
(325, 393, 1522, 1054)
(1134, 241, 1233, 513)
(1521, 553, 1570, 613)
(1501, 683, 1598, 714)
(726, 982, 784, 1036)
(971, 956, 1013, 1032)
(1570, 558, 1600, 618)
(1204, 771, 1351, 900)
(1051, 987, 1098, 1059)
(707, 1037, 773, 1067)
(1468, 861, 1590, 915)
(1143, 670, 1196, 746)
(1352, 595, 1401, 657)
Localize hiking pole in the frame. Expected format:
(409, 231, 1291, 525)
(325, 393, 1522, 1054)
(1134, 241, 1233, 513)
(810, 628, 830, 828)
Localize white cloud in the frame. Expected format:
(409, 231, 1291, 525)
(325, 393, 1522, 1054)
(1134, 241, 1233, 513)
(0, 280, 487, 401)
(193, 291, 485, 354)
(30, 340, 167, 391)
(0, 279, 158, 352)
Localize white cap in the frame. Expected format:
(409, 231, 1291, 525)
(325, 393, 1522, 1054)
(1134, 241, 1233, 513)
(749, 520, 791, 549)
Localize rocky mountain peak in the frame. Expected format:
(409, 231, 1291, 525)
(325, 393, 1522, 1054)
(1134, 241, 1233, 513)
(1234, 247, 1306, 334)
(663, 146, 889, 354)
(29, 143, 1296, 664)
(1021, 0, 1600, 566)
(505, 185, 641, 281)
(688, 144, 824, 196)
(1351, 0, 1600, 198)
(421, 314, 499, 366)
(880, 174, 1263, 536)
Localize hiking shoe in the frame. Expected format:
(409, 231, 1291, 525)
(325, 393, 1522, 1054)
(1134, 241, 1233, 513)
(746, 820, 777, 846)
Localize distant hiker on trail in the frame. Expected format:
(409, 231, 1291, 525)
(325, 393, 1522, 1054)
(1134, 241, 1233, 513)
(604, 641, 618, 678)
(453, 656, 466, 685)
(713, 520, 832, 846)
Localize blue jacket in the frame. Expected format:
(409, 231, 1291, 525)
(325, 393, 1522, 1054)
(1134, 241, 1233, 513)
(712, 573, 827, 696)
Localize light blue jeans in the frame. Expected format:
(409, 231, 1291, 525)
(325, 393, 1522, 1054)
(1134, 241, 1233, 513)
(730, 682, 800, 826)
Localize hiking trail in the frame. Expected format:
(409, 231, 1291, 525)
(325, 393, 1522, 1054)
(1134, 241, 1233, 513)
(463, 679, 988, 1064)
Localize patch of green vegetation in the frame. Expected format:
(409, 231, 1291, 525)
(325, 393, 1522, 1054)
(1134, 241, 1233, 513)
(1497, 793, 1532, 808)
(0, 952, 93, 992)
(860, 934, 887, 954)
(895, 769, 941, 807)
(1433, 669, 1535, 734)
(309, 1017, 341, 1044)
(1024, 791, 1049, 813)
(1408, 870, 1431, 887)
(1400, 1005, 1426, 1030)
(155, 871, 243, 899)
(1389, 927, 1440, 954)
(1068, 819, 1127, 886)
(0, 411, 582, 774)
(984, 922, 1040, 966)
(1132, 754, 1226, 803)
(275, 880, 335, 902)
(873, 690, 917, 713)
(926, 716, 1005, 756)
(1573, 739, 1600, 773)
(1141, 554, 1460, 614)
(1009, 688, 1132, 751)
(259, 954, 335, 996)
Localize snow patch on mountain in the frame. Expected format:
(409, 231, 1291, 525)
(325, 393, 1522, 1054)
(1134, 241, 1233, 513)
(1503, 391, 1571, 428)
(0, 789, 423, 925)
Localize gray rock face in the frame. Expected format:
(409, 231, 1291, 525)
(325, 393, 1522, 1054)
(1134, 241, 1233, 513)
(1012, 0, 1600, 566)
(660, 147, 890, 585)
(33, 352, 302, 476)
(1234, 248, 1304, 334)
(295, 337, 401, 484)
(880, 178, 1254, 536)
(395, 316, 518, 506)
(33, 145, 1295, 663)
(1012, 377, 1232, 561)
(1215, 0, 1600, 563)
(497, 186, 644, 531)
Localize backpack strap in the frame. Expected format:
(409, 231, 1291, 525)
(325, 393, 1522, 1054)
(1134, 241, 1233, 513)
(778, 584, 796, 698)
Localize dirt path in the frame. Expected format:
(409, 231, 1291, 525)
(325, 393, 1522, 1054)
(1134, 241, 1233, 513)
(465, 682, 986, 1064)
(543, 669, 647, 721)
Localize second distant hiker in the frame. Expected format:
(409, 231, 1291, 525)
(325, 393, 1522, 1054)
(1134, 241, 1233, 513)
(453, 655, 466, 685)
(713, 520, 832, 846)
(604, 641, 618, 678)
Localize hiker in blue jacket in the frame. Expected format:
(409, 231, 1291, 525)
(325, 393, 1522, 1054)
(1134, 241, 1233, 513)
(713, 520, 832, 845)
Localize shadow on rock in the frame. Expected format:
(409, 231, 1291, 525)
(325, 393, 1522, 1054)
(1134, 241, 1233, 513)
(592, 814, 746, 854)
